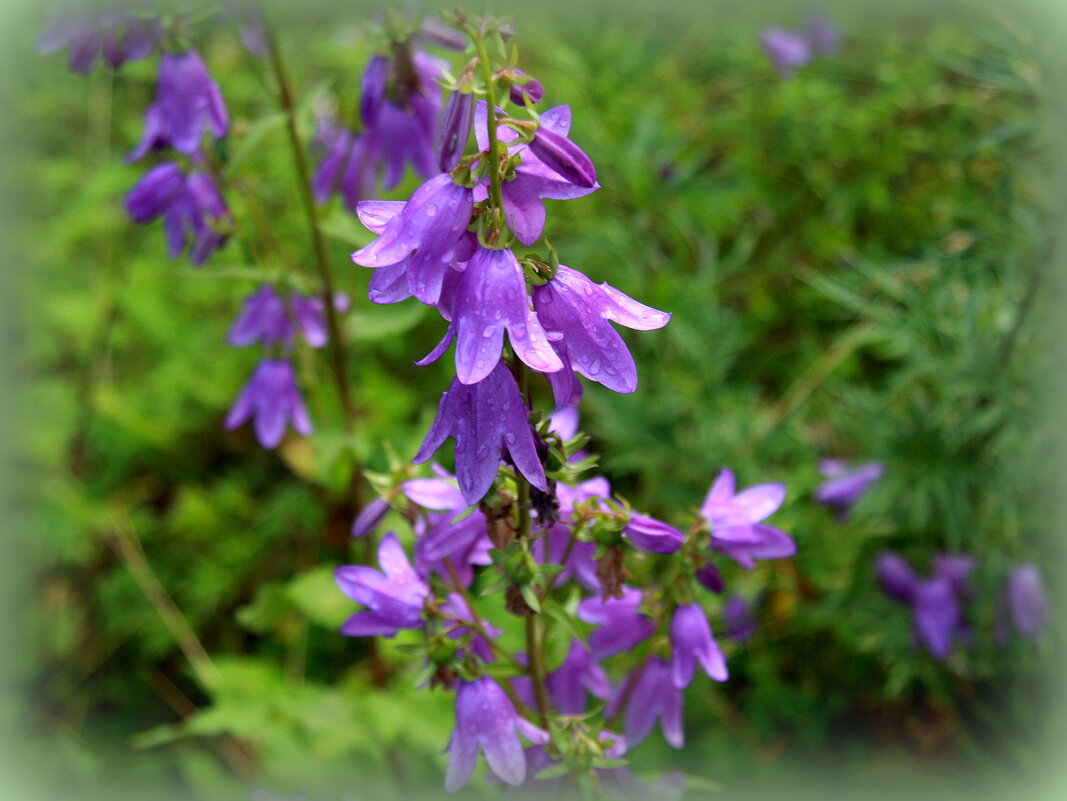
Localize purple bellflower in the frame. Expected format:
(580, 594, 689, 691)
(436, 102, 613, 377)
(228, 284, 347, 349)
(670, 604, 728, 688)
(436, 90, 475, 172)
(805, 13, 841, 57)
(623, 514, 685, 554)
(508, 70, 544, 106)
(311, 120, 373, 213)
(129, 50, 228, 158)
(578, 587, 656, 659)
(351, 497, 390, 539)
(533, 265, 670, 394)
(474, 104, 600, 246)
(225, 359, 312, 449)
(335, 532, 429, 637)
(351, 173, 474, 306)
(700, 468, 795, 568)
(1002, 564, 1049, 643)
(760, 27, 813, 77)
(814, 459, 884, 512)
(38, 10, 162, 74)
(514, 640, 613, 715)
(875, 551, 973, 661)
(125, 162, 229, 264)
(445, 676, 549, 792)
(413, 362, 549, 506)
(607, 658, 683, 749)
(722, 595, 758, 643)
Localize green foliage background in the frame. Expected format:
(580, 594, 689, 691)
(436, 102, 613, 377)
(3, 0, 1063, 799)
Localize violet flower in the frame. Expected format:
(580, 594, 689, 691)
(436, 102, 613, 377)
(534, 524, 600, 591)
(228, 284, 346, 349)
(722, 595, 758, 643)
(578, 587, 656, 659)
(508, 70, 544, 106)
(351, 173, 473, 306)
(533, 264, 670, 394)
(514, 640, 613, 715)
(445, 676, 549, 792)
(670, 604, 728, 688)
(474, 104, 600, 246)
(414, 362, 549, 506)
(451, 246, 563, 384)
(623, 513, 685, 554)
(351, 498, 390, 538)
(335, 532, 429, 637)
(607, 658, 683, 749)
(131, 50, 228, 157)
(760, 28, 812, 77)
(1002, 564, 1049, 643)
(125, 162, 230, 265)
(700, 468, 795, 568)
(225, 359, 312, 449)
(311, 120, 373, 213)
(875, 551, 973, 661)
(38, 10, 162, 74)
(805, 13, 841, 57)
(814, 459, 884, 512)
(436, 90, 474, 172)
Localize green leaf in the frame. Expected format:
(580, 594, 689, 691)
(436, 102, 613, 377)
(227, 112, 286, 173)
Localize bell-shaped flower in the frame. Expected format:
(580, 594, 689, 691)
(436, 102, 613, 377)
(1001, 563, 1049, 643)
(311, 120, 373, 213)
(760, 27, 812, 78)
(335, 532, 429, 637)
(533, 523, 599, 591)
(814, 459, 884, 512)
(125, 163, 229, 265)
(513, 639, 613, 715)
(451, 247, 563, 384)
(151, 50, 228, 155)
(507, 70, 544, 106)
(529, 125, 597, 188)
(350, 498, 390, 539)
(436, 90, 474, 172)
(474, 104, 600, 245)
(224, 359, 312, 449)
(445, 676, 549, 792)
(414, 362, 548, 506)
(227, 284, 347, 349)
(38, 11, 161, 74)
(700, 468, 795, 568)
(623, 513, 684, 554)
(670, 604, 728, 688)
(722, 595, 758, 643)
(533, 265, 669, 394)
(606, 658, 683, 749)
(578, 587, 656, 659)
(875, 551, 917, 602)
(440, 593, 500, 663)
(351, 173, 473, 306)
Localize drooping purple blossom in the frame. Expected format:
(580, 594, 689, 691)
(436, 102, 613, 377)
(224, 359, 312, 449)
(436, 90, 474, 172)
(125, 162, 230, 265)
(413, 362, 549, 506)
(670, 604, 728, 688)
(760, 27, 813, 78)
(445, 676, 549, 792)
(38, 10, 162, 74)
(351, 174, 473, 306)
(814, 459, 884, 512)
(440, 593, 500, 663)
(875, 551, 973, 661)
(227, 284, 347, 349)
(451, 247, 563, 384)
(514, 640, 613, 715)
(311, 120, 373, 213)
(1002, 564, 1049, 643)
(533, 524, 600, 591)
(335, 532, 429, 637)
(474, 104, 600, 246)
(130, 50, 228, 157)
(607, 658, 683, 749)
(623, 514, 685, 554)
(722, 595, 758, 643)
(578, 587, 656, 659)
(508, 70, 544, 106)
(700, 468, 795, 568)
(533, 264, 670, 394)
(804, 13, 841, 57)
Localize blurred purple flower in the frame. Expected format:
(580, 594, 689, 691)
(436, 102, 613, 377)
(700, 468, 795, 568)
(228, 284, 347, 350)
(508, 70, 544, 106)
(805, 13, 841, 56)
(351, 498, 390, 538)
(125, 163, 229, 264)
(578, 587, 656, 659)
(514, 640, 613, 715)
(474, 104, 600, 246)
(760, 27, 812, 77)
(606, 658, 683, 748)
(38, 10, 162, 74)
(311, 120, 373, 213)
(670, 604, 728, 687)
(441, 593, 500, 663)
(722, 595, 758, 642)
(335, 532, 429, 637)
(141, 50, 228, 156)
(225, 359, 312, 449)
(532, 264, 670, 394)
(445, 676, 549, 792)
(414, 362, 549, 506)
(1002, 564, 1049, 643)
(623, 513, 685, 554)
(814, 459, 884, 512)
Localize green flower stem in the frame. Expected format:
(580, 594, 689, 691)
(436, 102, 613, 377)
(469, 25, 507, 243)
(262, 17, 358, 446)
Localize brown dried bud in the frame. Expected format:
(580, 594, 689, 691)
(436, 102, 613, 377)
(428, 665, 458, 690)
(596, 547, 630, 600)
(505, 584, 536, 617)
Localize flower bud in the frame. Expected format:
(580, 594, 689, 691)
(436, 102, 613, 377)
(508, 70, 544, 106)
(351, 497, 389, 538)
(436, 90, 474, 172)
(360, 55, 389, 125)
(529, 126, 597, 188)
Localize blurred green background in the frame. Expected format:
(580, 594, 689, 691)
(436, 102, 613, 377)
(4, 0, 1064, 799)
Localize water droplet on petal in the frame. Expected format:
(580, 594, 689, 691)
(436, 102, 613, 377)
(504, 433, 517, 445)
(588, 359, 601, 376)
(425, 204, 438, 217)
(482, 326, 495, 338)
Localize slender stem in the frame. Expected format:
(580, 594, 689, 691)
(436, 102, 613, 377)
(525, 615, 551, 726)
(443, 559, 526, 672)
(262, 17, 358, 443)
(471, 27, 506, 239)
